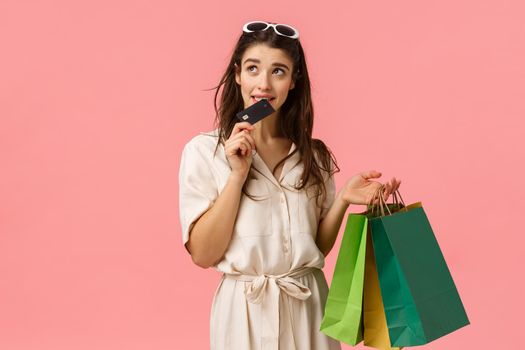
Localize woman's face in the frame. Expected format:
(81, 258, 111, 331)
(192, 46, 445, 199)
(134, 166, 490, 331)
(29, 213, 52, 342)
(235, 44, 295, 110)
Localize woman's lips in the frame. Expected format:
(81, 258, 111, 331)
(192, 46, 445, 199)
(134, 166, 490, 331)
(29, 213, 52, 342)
(251, 96, 275, 103)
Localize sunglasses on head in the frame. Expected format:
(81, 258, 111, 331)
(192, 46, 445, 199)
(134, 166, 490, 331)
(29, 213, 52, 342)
(243, 21, 300, 39)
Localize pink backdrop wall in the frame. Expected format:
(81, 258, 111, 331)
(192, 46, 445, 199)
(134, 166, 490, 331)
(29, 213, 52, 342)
(1, 0, 523, 349)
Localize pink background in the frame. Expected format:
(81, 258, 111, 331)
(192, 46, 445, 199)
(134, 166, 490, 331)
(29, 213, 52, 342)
(1, 0, 523, 349)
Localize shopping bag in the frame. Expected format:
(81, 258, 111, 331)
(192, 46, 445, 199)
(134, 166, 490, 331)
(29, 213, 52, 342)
(370, 189, 470, 346)
(320, 213, 367, 345)
(363, 230, 401, 350)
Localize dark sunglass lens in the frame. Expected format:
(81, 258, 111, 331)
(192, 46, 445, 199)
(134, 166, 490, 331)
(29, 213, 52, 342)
(275, 25, 295, 37)
(247, 22, 268, 31)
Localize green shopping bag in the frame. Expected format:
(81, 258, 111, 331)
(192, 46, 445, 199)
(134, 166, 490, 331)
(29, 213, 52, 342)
(370, 189, 470, 346)
(320, 213, 367, 345)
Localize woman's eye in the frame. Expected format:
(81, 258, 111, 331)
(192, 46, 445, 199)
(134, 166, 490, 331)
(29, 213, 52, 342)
(246, 66, 285, 75)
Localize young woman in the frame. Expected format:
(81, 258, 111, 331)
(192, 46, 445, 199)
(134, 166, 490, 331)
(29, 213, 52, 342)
(179, 20, 401, 350)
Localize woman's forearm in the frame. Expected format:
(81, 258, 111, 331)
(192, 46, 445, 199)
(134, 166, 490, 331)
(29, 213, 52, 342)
(316, 191, 350, 257)
(185, 174, 245, 268)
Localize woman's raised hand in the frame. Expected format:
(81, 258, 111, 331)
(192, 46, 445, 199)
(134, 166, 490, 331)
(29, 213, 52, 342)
(224, 122, 256, 181)
(338, 170, 401, 206)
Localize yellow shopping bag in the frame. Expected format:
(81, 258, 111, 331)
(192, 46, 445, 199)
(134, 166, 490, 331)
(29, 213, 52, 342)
(363, 231, 402, 350)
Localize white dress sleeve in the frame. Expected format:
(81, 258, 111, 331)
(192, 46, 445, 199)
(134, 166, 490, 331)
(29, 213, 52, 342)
(320, 170, 336, 221)
(178, 138, 219, 248)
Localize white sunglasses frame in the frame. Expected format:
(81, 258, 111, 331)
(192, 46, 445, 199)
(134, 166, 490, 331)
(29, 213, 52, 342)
(242, 21, 300, 39)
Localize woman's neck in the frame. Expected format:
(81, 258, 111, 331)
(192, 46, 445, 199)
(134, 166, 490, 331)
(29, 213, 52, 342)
(253, 112, 285, 144)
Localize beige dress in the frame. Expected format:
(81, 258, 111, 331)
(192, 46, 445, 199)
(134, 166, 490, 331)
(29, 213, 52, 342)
(179, 129, 342, 350)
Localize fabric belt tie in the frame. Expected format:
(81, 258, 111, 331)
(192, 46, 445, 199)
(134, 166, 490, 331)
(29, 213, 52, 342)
(224, 266, 318, 350)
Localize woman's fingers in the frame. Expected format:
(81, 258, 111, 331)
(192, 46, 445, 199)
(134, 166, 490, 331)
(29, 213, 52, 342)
(239, 142, 247, 156)
(226, 124, 257, 156)
(243, 138, 254, 155)
(366, 177, 402, 208)
(390, 177, 397, 194)
(231, 122, 254, 137)
(237, 139, 253, 157)
(361, 170, 382, 180)
(226, 138, 249, 156)
(385, 177, 403, 195)
(383, 182, 391, 200)
(242, 130, 256, 150)
(385, 178, 402, 199)
(390, 178, 401, 193)
(229, 127, 256, 152)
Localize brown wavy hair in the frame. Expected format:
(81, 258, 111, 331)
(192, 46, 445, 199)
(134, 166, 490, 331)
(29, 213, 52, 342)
(209, 23, 339, 206)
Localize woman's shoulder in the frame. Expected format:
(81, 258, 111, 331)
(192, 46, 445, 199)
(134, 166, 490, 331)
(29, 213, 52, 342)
(182, 128, 220, 156)
(197, 128, 220, 138)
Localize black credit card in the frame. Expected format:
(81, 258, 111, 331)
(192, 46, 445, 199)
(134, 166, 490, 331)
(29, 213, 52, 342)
(235, 99, 275, 124)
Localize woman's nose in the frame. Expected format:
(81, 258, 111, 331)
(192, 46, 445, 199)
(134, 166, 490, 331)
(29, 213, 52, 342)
(257, 73, 271, 90)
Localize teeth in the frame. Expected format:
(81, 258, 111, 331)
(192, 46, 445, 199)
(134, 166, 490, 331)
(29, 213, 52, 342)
(254, 97, 271, 101)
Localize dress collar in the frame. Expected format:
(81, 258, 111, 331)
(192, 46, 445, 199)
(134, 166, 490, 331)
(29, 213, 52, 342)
(252, 141, 301, 188)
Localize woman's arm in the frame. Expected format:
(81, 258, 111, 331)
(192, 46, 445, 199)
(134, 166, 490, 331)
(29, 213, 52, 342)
(315, 192, 350, 257)
(185, 173, 245, 268)
(185, 122, 256, 268)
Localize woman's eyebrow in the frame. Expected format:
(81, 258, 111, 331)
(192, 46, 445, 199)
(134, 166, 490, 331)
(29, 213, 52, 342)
(243, 58, 260, 65)
(243, 58, 290, 71)
(273, 62, 290, 71)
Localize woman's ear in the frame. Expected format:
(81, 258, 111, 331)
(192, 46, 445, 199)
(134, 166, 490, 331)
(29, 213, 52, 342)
(290, 69, 299, 90)
(234, 63, 241, 85)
